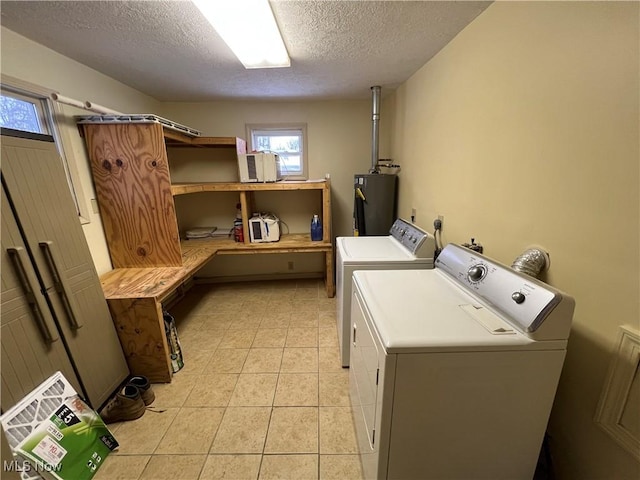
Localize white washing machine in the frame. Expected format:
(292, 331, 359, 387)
(336, 218, 435, 367)
(349, 243, 575, 480)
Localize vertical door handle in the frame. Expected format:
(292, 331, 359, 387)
(6, 247, 59, 343)
(39, 241, 83, 330)
(352, 324, 357, 345)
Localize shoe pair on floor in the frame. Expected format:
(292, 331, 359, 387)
(99, 375, 156, 424)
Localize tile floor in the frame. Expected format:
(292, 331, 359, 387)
(95, 279, 364, 480)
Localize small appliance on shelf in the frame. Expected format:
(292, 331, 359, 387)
(238, 151, 283, 182)
(249, 213, 281, 242)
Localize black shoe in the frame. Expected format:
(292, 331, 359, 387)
(127, 375, 155, 406)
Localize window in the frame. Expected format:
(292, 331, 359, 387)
(246, 123, 308, 180)
(1, 76, 91, 223)
(0, 90, 49, 134)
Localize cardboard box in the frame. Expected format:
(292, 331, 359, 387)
(1, 372, 118, 480)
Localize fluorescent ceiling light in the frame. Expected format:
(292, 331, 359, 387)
(193, 0, 290, 69)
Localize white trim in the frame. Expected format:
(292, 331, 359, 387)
(594, 325, 640, 461)
(1, 74, 92, 224)
(246, 123, 308, 180)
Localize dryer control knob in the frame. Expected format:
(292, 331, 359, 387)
(512, 292, 526, 304)
(467, 265, 486, 282)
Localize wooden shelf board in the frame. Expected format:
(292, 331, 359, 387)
(171, 179, 328, 196)
(101, 234, 331, 300)
(163, 134, 245, 148)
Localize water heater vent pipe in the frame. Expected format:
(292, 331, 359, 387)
(370, 85, 381, 172)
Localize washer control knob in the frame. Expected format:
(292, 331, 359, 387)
(467, 265, 486, 282)
(512, 292, 526, 304)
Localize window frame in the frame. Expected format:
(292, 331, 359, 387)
(245, 123, 308, 180)
(1, 75, 91, 224)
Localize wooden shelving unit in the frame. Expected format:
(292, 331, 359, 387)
(80, 121, 334, 382)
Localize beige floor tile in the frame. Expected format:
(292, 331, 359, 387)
(319, 312, 336, 328)
(294, 288, 319, 300)
(176, 315, 206, 336)
(319, 348, 343, 372)
(242, 348, 283, 373)
(259, 454, 318, 480)
(152, 373, 199, 408)
(269, 296, 295, 307)
(318, 298, 336, 312)
(155, 407, 225, 454)
(199, 313, 233, 331)
(198, 455, 262, 480)
(218, 329, 257, 349)
(280, 348, 318, 373)
(180, 350, 216, 375)
(319, 407, 359, 454)
(319, 372, 350, 406)
(179, 330, 223, 353)
(319, 454, 363, 480)
(286, 327, 319, 347)
(206, 349, 249, 373)
(111, 408, 179, 455)
(264, 407, 318, 454)
(93, 454, 150, 480)
(259, 313, 291, 329)
(252, 328, 287, 348)
(228, 316, 263, 330)
(210, 407, 272, 454)
(289, 311, 319, 328)
(274, 373, 318, 406)
(184, 374, 239, 407)
(199, 454, 262, 480)
(139, 454, 206, 480)
(318, 327, 338, 347)
(228, 374, 278, 406)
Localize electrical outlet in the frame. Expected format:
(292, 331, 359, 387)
(287, 261, 294, 271)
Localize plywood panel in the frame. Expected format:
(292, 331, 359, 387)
(82, 123, 182, 267)
(108, 298, 172, 383)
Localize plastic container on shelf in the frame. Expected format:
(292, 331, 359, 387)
(311, 214, 323, 241)
(233, 203, 244, 242)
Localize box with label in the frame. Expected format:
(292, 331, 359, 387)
(0, 372, 118, 480)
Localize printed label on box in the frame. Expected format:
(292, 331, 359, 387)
(32, 436, 67, 468)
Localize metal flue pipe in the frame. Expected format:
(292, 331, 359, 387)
(371, 86, 381, 172)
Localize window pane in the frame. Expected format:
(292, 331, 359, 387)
(280, 154, 301, 174)
(0, 95, 43, 133)
(249, 124, 307, 179)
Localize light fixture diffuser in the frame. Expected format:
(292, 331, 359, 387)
(193, 0, 290, 69)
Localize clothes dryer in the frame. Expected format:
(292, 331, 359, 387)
(349, 244, 575, 479)
(336, 218, 435, 367)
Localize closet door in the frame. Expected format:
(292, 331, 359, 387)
(0, 185, 81, 411)
(1, 133, 129, 408)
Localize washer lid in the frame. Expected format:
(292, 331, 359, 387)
(337, 236, 418, 262)
(352, 270, 566, 353)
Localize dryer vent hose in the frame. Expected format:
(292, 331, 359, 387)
(511, 247, 550, 279)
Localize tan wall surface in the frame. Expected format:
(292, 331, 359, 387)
(1, 27, 161, 275)
(389, 2, 639, 478)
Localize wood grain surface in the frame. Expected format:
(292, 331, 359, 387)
(83, 123, 182, 268)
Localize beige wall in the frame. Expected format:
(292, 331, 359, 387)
(1, 27, 161, 275)
(388, 2, 639, 478)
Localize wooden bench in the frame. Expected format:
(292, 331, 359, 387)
(101, 236, 334, 382)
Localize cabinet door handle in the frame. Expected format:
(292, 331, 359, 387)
(353, 324, 357, 345)
(39, 241, 83, 330)
(6, 247, 59, 343)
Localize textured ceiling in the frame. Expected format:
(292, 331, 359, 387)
(0, 1, 491, 101)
